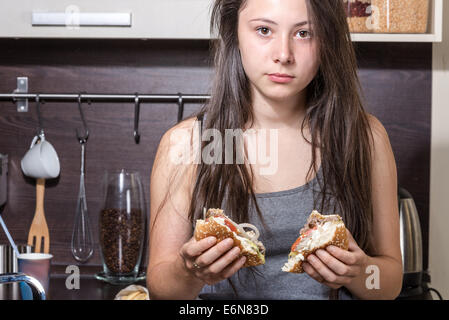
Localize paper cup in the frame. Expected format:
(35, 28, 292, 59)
(18, 253, 53, 300)
(21, 135, 60, 179)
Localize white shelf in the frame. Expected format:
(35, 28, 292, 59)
(351, 33, 441, 43)
(350, 0, 443, 43)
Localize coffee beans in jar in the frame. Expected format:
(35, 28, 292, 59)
(100, 208, 144, 274)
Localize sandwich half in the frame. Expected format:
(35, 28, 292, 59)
(282, 210, 348, 273)
(194, 208, 265, 267)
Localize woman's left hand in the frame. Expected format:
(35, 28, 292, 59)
(302, 228, 369, 289)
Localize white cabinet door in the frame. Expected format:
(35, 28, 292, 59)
(0, 0, 212, 39)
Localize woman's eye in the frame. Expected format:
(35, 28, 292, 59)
(256, 27, 271, 37)
(256, 27, 312, 39)
(297, 30, 311, 39)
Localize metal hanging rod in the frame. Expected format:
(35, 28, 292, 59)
(1, 92, 209, 144)
(1, 77, 212, 144)
(0, 93, 210, 103)
(2, 77, 210, 112)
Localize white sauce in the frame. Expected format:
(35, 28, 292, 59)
(283, 221, 339, 272)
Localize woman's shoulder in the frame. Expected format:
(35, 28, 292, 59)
(162, 116, 200, 140)
(367, 113, 387, 136)
(151, 116, 201, 196)
(365, 113, 396, 171)
(366, 113, 391, 149)
(157, 116, 201, 154)
(153, 116, 201, 177)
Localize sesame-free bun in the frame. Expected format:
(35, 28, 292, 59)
(282, 210, 349, 273)
(194, 209, 265, 267)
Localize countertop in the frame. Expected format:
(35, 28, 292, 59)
(48, 276, 436, 300)
(1, 265, 436, 300)
(0, 265, 147, 300)
(48, 274, 147, 300)
(47, 277, 434, 300)
(0, 274, 146, 300)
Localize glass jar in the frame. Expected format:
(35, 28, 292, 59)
(96, 169, 146, 284)
(344, 0, 373, 33)
(370, 0, 429, 33)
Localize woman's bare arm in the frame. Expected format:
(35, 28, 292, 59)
(146, 117, 245, 299)
(146, 118, 205, 299)
(303, 114, 403, 299)
(344, 114, 403, 299)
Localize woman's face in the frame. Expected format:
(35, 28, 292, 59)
(237, 0, 320, 103)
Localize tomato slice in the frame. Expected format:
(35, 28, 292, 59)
(291, 226, 317, 252)
(224, 219, 237, 233)
(291, 236, 303, 252)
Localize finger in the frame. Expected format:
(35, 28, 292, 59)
(345, 228, 360, 251)
(315, 249, 358, 277)
(303, 262, 325, 283)
(182, 236, 217, 259)
(304, 262, 342, 290)
(326, 245, 358, 266)
(195, 238, 235, 267)
(205, 246, 241, 274)
(306, 254, 352, 285)
(220, 256, 247, 279)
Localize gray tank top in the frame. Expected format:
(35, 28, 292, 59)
(196, 114, 355, 300)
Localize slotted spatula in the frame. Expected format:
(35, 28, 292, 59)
(27, 178, 50, 253)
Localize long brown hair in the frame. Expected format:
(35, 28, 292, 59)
(186, 0, 375, 256)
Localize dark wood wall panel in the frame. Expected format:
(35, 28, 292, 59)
(0, 39, 212, 270)
(0, 39, 432, 271)
(354, 42, 431, 270)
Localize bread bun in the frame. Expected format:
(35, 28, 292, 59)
(194, 209, 265, 267)
(282, 210, 348, 273)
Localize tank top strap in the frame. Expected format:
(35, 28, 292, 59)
(198, 112, 207, 132)
(194, 112, 206, 202)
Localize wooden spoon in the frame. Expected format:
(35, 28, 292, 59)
(27, 178, 50, 253)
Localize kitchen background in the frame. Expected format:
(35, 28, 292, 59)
(0, 0, 447, 299)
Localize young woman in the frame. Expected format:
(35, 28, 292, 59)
(147, 0, 403, 300)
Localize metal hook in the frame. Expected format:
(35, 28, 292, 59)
(35, 94, 45, 138)
(177, 93, 184, 123)
(134, 93, 141, 144)
(76, 94, 89, 144)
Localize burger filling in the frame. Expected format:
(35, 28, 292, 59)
(209, 216, 265, 258)
(293, 221, 337, 253)
(282, 221, 339, 271)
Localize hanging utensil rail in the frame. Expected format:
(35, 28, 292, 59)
(0, 92, 210, 103)
(0, 92, 210, 143)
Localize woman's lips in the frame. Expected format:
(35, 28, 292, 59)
(268, 73, 294, 83)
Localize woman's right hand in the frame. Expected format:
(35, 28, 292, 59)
(179, 236, 247, 285)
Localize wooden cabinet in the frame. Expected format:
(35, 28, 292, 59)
(0, 0, 443, 42)
(0, 0, 212, 39)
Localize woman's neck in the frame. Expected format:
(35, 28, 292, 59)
(246, 88, 308, 130)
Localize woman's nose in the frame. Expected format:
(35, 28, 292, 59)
(272, 34, 294, 64)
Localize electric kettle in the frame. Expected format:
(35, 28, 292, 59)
(398, 187, 424, 297)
